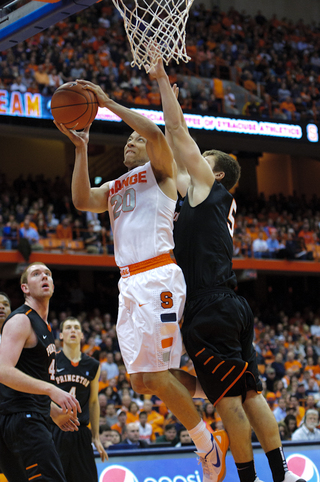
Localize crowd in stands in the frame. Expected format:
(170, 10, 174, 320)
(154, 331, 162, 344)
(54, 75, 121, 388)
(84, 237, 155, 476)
(50, 298, 320, 450)
(0, 172, 319, 261)
(1, 2, 320, 120)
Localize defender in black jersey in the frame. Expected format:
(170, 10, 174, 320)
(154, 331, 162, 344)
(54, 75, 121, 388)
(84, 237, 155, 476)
(0, 262, 80, 482)
(51, 317, 108, 482)
(154, 59, 305, 482)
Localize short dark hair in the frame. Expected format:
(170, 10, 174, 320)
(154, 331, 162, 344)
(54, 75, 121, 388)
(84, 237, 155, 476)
(99, 423, 111, 434)
(202, 149, 241, 191)
(164, 424, 176, 432)
(60, 316, 82, 332)
(139, 411, 147, 418)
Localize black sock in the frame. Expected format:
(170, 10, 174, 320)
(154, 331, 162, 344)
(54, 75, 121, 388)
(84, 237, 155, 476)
(266, 447, 288, 482)
(236, 460, 256, 482)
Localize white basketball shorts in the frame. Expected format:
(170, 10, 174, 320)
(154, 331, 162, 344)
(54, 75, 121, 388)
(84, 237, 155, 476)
(116, 262, 186, 374)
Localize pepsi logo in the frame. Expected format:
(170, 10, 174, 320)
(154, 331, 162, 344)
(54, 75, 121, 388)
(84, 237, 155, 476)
(100, 465, 139, 482)
(287, 454, 320, 482)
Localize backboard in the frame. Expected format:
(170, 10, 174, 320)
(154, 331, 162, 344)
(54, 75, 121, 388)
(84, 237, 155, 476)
(0, 0, 98, 51)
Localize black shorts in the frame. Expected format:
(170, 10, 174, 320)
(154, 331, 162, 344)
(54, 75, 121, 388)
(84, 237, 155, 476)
(0, 411, 66, 482)
(51, 424, 98, 482)
(182, 288, 262, 406)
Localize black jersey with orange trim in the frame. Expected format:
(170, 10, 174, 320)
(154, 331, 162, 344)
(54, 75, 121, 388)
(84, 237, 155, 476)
(54, 351, 99, 425)
(174, 182, 237, 297)
(0, 304, 56, 417)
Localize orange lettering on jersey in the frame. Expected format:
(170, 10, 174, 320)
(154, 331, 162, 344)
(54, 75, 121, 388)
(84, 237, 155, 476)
(115, 180, 122, 193)
(129, 174, 138, 185)
(46, 344, 56, 356)
(121, 177, 129, 188)
(138, 171, 147, 183)
(109, 187, 115, 196)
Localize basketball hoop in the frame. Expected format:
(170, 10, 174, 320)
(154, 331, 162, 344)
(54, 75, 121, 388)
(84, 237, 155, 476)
(112, 0, 195, 72)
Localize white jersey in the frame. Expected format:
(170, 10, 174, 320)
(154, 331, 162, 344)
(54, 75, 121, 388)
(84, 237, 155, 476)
(108, 162, 176, 267)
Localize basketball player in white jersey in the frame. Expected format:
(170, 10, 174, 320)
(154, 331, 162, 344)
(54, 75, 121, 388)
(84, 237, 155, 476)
(54, 79, 229, 482)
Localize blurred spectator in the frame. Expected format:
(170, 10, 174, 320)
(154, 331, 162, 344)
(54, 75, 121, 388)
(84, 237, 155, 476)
(280, 97, 297, 120)
(98, 369, 109, 393)
(283, 413, 298, 440)
(266, 231, 281, 258)
(98, 393, 108, 418)
(252, 232, 269, 258)
(291, 409, 320, 441)
(126, 401, 140, 423)
(105, 403, 118, 427)
(175, 427, 194, 447)
(110, 422, 149, 449)
(83, 221, 104, 254)
(155, 424, 179, 446)
(278, 421, 290, 441)
(111, 410, 127, 434)
(19, 217, 43, 251)
(2, 220, 19, 249)
(101, 352, 119, 380)
(99, 424, 114, 449)
(271, 353, 286, 380)
(11, 76, 27, 93)
(273, 397, 287, 423)
(34, 65, 50, 93)
(138, 411, 153, 443)
(55, 216, 73, 241)
(142, 399, 164, 438)
(102, 385, 121, 406)
(224, 86, 239, 114)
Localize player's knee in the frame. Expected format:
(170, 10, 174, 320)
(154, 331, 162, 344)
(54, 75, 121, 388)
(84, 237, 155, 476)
(130, 373, 149, 394)
(143, 371, 167, 393)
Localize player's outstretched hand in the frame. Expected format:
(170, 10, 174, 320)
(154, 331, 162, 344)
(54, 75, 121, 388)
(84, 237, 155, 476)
(76, 80, 109, 108)
(147, 54, 166, 80)
(93, 438, 108, 462)
(50, 385, 81, 416)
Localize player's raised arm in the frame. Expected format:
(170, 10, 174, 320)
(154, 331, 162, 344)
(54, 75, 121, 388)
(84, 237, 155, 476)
(54, 122, 110, 213)
(152, 59, 215, 193)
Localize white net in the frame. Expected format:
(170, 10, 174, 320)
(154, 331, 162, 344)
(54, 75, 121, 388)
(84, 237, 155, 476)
(112, 0, 195, 72)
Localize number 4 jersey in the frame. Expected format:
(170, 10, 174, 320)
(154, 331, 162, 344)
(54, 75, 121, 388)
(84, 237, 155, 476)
(108, 162, 176, 267)
(0, 304, 56, 417)
(54, 351, 99, 425)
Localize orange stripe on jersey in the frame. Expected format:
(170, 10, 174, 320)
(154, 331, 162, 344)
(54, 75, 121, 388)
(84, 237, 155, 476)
(120, 253, 174, 278)
(221, 365, 235, 381)
(71, 361, 79, 367)
(161, 337, 173, 349)
(28, 475, 42, 481)
(214, 362, 248, 407)
(26, 464, 38, 470)
(25, 309, 32, 316)
(195, 348, 205, 357)
(204, 356, 214, 365)
(211, 361, 225, 374)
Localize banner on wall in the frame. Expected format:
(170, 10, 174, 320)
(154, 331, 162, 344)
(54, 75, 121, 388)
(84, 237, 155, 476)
(96, 448, 320, 482)
(0, 90, 318, 144)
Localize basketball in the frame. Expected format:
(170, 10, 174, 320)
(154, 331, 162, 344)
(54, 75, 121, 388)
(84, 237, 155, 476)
(51, 81, 99, 130)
